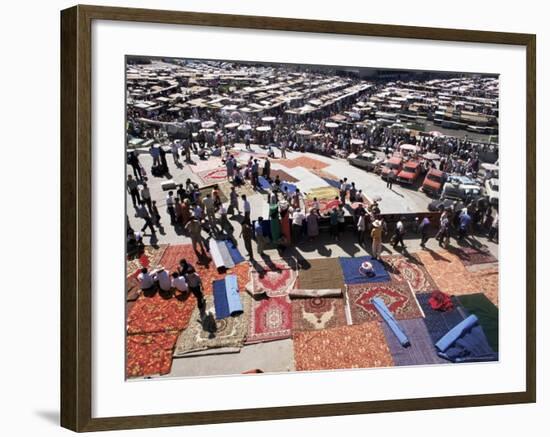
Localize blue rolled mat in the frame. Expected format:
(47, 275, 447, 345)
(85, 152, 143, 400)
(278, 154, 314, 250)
(223, 240, 245, 265)
(212, 279, 230, 320)
(372, 297, 410, 347)
(225, 274, 243, 315)
(438, 324, 498, 363)
(258, 176, 272, 190)
(435, 314, 479, 352)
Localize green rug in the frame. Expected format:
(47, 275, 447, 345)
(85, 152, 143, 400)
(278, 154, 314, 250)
(457, 293, 499, 352)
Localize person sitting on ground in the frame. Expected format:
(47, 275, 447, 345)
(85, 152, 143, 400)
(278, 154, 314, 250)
(154, 267, 172, 296)
(171, 272, 188, 298)
(137, 267, 156, 294)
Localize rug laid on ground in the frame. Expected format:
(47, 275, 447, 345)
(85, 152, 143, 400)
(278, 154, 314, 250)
(467, 267, 499, 307)
(126, 331, 178, 378)
(457, 293, 499, 352)
(160, 244, 250, 294)
(339, 256, 391, 285)
(451, 246, 498, 267)
(381, 318, 448, 366)
(297, 258, 345, 291)
(197, 167, 228, 185)
(126, 293, 197, 335)
(278, 156, 330, 170)
(246, 295, 292, 344)
(304, 186, 341, 214)
(248, 259, 298, 297)
(414, 250, 473, 295)
(293, 323, 393, 371)
(382, 254, 438, 293)
(346, 281, 423, 325)
(173, 295, 250, 356)
(269, 168, 299, 183)
(291, 297, 347, 332)
(416, 293, 468, 344)
(198, 185, 228, 203)
(189, 157, 223, 173)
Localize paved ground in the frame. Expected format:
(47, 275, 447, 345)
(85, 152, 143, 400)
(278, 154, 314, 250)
(126, 145, 498, 379)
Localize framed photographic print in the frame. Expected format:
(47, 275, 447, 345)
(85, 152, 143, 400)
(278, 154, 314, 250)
(60, 4, 536, 432)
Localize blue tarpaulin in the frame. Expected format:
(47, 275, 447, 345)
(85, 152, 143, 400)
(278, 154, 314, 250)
(225, 274, 243, 315)
(213, 279, 230, 320)
(223, 240, 245, 265)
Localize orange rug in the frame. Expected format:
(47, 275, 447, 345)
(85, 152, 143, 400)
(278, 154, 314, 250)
(293, 323, 393, 371)
(127, 293, 196, 335)
(278, 156, 330, 170)
(126, 331, 178, 378)
(414, 250, 499, 305)
(159, 244, 250, 294)
(291, 297, 347, 332)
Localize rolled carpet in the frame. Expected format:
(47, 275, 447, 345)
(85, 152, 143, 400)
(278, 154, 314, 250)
(372, 297, 410, 347)
(213, 279, 230, 320)
(225, 274, 243, 315)
(435, 315, 479, 352)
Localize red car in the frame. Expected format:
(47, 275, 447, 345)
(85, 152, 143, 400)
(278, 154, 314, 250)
(397, 160, 421, 184)
(381, 157, 403, 179)
(421, 168, 446, 195)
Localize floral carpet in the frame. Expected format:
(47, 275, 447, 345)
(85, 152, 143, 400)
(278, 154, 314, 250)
(126, 293, 197, 335)
(126, 331, 178, 378)
(278, 156, 330, 170)
(450, 246, 498, 266)
(197, 166, 228, 185)
(291, 297, 347, 332)
(248, 260, 298, 297)
(382, 254, 438, 293)
(347, 281, 424, 325)
(246, 295, 292, 344)
(293, 323, 393, 371)
(173, 295, 250, 356)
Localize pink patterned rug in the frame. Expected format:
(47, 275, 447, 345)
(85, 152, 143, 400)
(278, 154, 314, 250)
(246, 295, 292, 344)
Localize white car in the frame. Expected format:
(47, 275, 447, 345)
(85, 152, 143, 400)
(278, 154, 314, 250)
(485, 178, 499, 206)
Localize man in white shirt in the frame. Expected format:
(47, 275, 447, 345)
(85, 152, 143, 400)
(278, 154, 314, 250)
(154, 267, 172, 294)
(171, 141, 181, 166)
(137, 268, 155, 294)
(242, 194, 251, 222)
(166, 191, 176, 225)
(171, 272, 188, 298)
(292, 208, 305, 243)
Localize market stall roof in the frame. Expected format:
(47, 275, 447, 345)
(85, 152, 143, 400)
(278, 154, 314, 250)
(201, 121, 217, 128)
(185, 118, 201, 124)
(422, 153, 441, 160)
(261, 116, 277, 122)
(350, 139, 364, 145)
(296, 129, 312, 136)
(238, 124, 252, 131)
(256, 126, 271, 132)
(224, 122, 240, 129)
(325, 122, 339, 128)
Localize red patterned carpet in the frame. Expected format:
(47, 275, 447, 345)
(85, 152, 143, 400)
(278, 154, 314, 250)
(246, 296, 292, 344)
(197, 167, 228, 185)
(450, 246, 498, 266)
(293, 323, 393, 371)
(249, 260, 298, 297)
(126, 293, 196, 335)
(291, 297, 347, 332)
(126, 331, 178, 378)
(159, 244, 250, 294)
(382, 254, 437, 293)
(347, 281, 423, 324)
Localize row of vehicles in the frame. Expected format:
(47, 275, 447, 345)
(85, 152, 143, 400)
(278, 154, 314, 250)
(348, 148, 499, 207)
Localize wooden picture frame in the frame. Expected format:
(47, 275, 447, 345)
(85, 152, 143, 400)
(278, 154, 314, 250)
(60, 4, 536, 432)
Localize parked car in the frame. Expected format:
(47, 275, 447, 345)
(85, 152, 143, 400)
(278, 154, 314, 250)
(397, 160, 422, 184)
(484, 178, 499, 206)
(441, 175, 483, 203)
(347, 152, 384, 172)
(381, 156, 403, 179)
(421, 168, 446, 196)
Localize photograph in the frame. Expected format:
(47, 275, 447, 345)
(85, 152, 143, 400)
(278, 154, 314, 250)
(124, 55, 500, 380)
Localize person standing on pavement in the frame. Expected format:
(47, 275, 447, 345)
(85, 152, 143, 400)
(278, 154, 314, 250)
(418, 216, 431, 248)
(392, 217, 406, 249)
(254, 217, 268, 256)
(171, 141, 181, 166)
(136, 201, 156, 235)
(140, 182, 152, 211)
(387, 169, 396, 190)
(242, 194, 251, 222)
(291, 208, 305, 244)
(185, 267, 206, 311)
(203, 193, 217, 233)
(166, 191, 176, 225)
(185, 216, 206, 255)
(371, 219, 383, 260)
(228, 186, 240, 216)
(127, 151, 142, 179)
(127, 175, 141, 208)
(150, 144, 161, 167)
(357, 210, 367, 247)
(240, 220, 254, 259)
